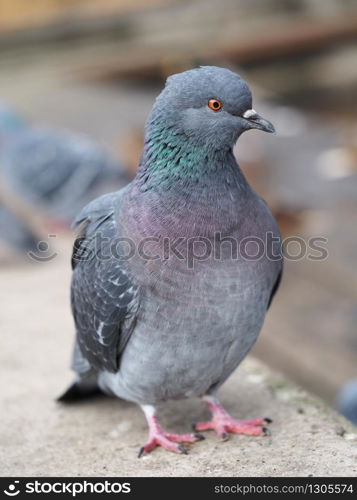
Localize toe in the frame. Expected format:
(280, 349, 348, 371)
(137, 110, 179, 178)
(138, 436, 190, 456)
(156, 434, 189, 454)
(165, 432, 204, 443)
(193, 421, 214, 432)
(238, 418, 266, 427)
(227, 422, 267, 436)
(137, 439, 157, 458)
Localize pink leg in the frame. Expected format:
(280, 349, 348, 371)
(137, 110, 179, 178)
(138, 405, 204, 457)
(194, 396, 272, 440)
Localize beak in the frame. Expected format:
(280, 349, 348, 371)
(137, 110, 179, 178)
(242, 109, 275, 134)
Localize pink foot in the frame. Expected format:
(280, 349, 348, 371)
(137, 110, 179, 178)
(194, 398, 272, 441)
(139, 409, 204, 457)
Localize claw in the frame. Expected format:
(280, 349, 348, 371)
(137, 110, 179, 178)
(262, 426, 271, 436)
(219, 432, 229, 441)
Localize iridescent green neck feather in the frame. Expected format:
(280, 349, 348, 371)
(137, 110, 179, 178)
(135, 121, 245, 195)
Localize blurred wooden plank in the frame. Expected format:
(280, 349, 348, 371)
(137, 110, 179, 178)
(0, 0, 176, 32)
(253, 260, 357, 404)
(1, 0, 356, 68)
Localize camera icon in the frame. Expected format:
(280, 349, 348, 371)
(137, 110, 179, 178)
(4, 481, 20, 496)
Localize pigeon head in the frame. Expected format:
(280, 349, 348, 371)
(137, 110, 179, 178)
(149, 66, 275, 151)
(137, 66, 276, 191)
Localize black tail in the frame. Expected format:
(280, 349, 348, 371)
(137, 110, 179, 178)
(57, 378, 104, 403)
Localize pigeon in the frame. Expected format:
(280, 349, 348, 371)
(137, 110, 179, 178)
(59, 66, 283, 456)
(336, 380, 357, 425)
(1, 126, 130, 223)
(0, 103, 131, 254)
(0, 103, 27, 135)
(0, 104, 39, 253)
(0, 205, 39, 254)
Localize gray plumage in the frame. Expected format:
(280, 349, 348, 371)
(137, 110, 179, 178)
(0, 104, 130, 255)
(1, 126, 129, 222)
(60, 67, 282, 451)
(0, 204, 38, 253)
(0, 103, 26, 134)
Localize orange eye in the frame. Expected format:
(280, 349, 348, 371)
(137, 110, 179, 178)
(208, 98, 223, 111)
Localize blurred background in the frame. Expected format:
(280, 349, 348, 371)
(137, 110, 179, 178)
(0, 0, 356, 423)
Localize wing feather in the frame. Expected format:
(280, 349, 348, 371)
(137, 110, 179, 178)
(70, 190, 139, 373)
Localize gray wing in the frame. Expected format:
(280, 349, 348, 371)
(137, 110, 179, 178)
(71, 190, 139, 374)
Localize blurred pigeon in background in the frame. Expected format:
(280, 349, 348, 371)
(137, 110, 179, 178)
(0, 102, 27, 135)
(0, 205, 39, 254)
(0, 102, 131, 255)
(336, 379, 357, 425)
(59, 67, 282, 456)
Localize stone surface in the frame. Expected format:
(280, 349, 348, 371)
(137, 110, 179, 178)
(1, 238, 356, 477)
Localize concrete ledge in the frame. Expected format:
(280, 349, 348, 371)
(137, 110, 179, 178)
(2, 356, 356, 477)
